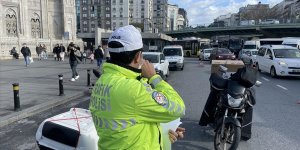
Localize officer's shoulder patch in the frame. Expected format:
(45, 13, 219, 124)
(152, 91, 166, 106)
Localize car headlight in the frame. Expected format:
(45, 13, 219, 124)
(278, 61, 287, 66)
(227, 94, 243, 108)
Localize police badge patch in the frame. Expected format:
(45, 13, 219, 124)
(152, 91, 167, 106)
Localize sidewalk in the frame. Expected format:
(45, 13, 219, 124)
(0, 57, 99, 128)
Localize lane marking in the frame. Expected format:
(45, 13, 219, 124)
(276, 85, 288, 90)
(262, 77, 270, 82)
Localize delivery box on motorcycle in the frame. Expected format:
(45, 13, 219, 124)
(36, 108, 99, 150)
(211, 60, 244, 74)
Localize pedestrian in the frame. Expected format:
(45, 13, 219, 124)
(20, 43, 31, 67)
(10, 47, 19, 59)
(41, 44, 48, 59)
(89, 50, 94, 64)
(89, 25, 186, 149)
(36, 44, 42, 60)
(82, 50, 87, 64)
(94, 45, 104, 68)
(56, 44, 62, 61)
(60, 44, 66, 61)
(53, 44, 58, 61)
(103, 44, 110, 61)
(67, 42, 80, 82)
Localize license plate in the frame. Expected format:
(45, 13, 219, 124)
(292, 70, 300, 72)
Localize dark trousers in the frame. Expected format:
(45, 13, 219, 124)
(70, 60, 78, 78)
(56, 53, 61, 61)
(96, 58, 103, 67)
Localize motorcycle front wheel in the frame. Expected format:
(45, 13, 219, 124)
(214, 122, 241, 150)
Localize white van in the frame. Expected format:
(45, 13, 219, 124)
(162, 45, 184, 70)
(282, 38, 300, 50)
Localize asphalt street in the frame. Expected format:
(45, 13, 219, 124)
(0, 57, 300, 150)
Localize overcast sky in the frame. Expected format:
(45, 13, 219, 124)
(169, 0, 283, 26)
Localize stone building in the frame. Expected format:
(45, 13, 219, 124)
(0, 0, 82, 60)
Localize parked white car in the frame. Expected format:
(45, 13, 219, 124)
(143, 52, 170, 78)
(256, 45, 300, 77)
(199, 48, 213, 61)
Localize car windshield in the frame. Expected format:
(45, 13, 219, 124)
(217, 49, 231, 54)
(243, 45, 256, 49)
(163, 48, 182, 56)
(204, 49, 212, 53)
(273, 49, 300, 58)
(143, 54, 159, 63)
(251, 51, 258, 55)
(283, 44, 297, 47)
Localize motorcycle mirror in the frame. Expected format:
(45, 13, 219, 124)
(255, 81, 262, 87)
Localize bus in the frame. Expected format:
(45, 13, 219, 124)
(170, 38, 210, 57)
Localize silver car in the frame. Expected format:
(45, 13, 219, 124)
(199, 48, 213, 61)
(240, 50, 258, 65)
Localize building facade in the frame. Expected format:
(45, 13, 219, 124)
(152, 0, 168, 32)
(111, 0, 153, 32)
(270, 0, 299, 23)
(214, 13, 239, 27)
(178, 8, 188, 28)
(0, 0, 81, 60)
(167, 4, 178, 31)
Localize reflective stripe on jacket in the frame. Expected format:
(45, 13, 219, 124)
(89, 63, 185, 150)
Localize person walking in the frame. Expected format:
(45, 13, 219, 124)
(103, 44, 110, 61)
(53, 44, 58, 61)
(36, 44, 42, 60)
(20, 43, 31, 67)
(60, 44, 66, 61)
(41, 44, 48, 59)
(89, 49, 94, 64)
(56, 44, 62, 61)
(89, 25, 186, 149)
(94, 45, 104, 68)
(67, 42, 80, 82)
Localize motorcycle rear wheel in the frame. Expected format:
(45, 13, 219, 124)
(214, 122, 241, 150)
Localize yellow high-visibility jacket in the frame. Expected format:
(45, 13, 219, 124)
(89, 63, 185, 150)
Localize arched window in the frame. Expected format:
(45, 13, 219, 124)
(31, 13, 41, 38)
(5, 9, 17, 37)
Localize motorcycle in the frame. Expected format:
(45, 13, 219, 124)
(199, 65, 261, 150)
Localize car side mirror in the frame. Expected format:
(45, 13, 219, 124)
(269, 55, 273, 60)
(161, 60, 165, 63)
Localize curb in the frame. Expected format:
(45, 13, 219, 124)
(0, 90, 89, 128)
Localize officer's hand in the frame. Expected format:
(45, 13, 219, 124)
(168, 127, 186, 143)
(141, 60, 156, 79)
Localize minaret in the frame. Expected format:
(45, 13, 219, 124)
(62, 0, 77, 41)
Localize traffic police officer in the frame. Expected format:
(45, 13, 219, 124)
(89, 25, 185, 149)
